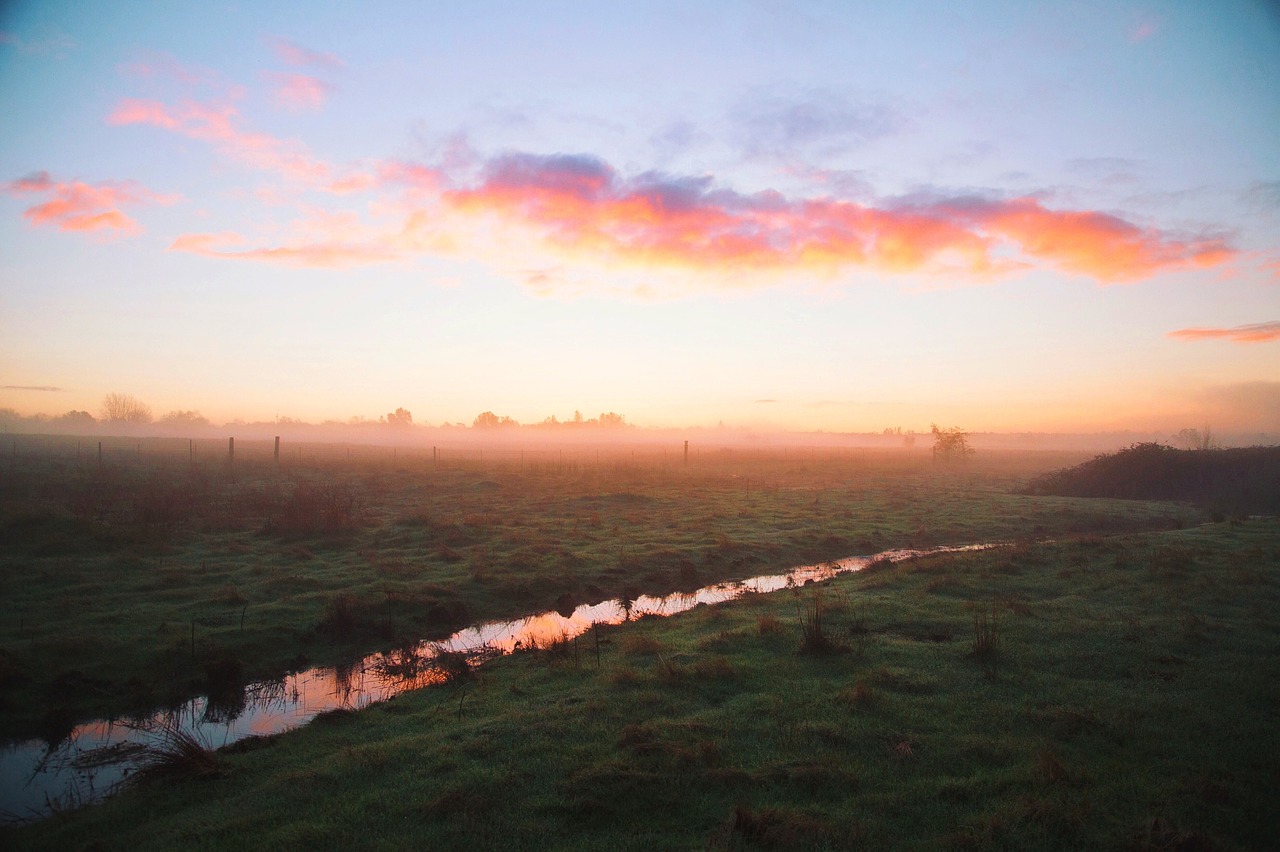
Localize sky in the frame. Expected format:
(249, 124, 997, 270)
(1, 0, 1277, 435)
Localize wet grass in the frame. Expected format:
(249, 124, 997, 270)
(6, 517, 1277, 850)
(0, 440, 1196, 743)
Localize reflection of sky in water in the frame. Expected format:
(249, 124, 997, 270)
(0, 545, 992, 823)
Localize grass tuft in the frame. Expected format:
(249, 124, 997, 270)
(797, 592, 842, 655)
(131, 722, 225, 785)
(836, 680, 878, 709)
(757, 614, 784, 636)
(971, 602, 1001, 659)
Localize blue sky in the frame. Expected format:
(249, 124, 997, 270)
(2, 1, 1277, 432)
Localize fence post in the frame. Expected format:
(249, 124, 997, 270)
(228, 437, 234, 465)
(684, 440, 689, 466)
(274, 436, 280, 463)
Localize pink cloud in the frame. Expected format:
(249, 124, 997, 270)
(3, 171, 174, 236)
(109, 97, 331, 184)
(327, 173, 380, 194)
(269, 73, 332, 112)
(109, 98, 181, 129)
(1168, 322, 1280, 344)
(118, 53, 223, 88)
(7, 170, 54, 192)
(169, 230, 394, 268)
(272, 38, 344, 69)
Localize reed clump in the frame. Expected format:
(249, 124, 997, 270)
(130, 722, 225, 785)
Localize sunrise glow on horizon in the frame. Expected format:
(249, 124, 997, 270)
(2, 2, 1277, 436)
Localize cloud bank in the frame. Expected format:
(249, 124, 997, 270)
(12, 74, 1241, 289)
(1168, 321, 1280, 343)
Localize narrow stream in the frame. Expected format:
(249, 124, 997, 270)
(0, 543, 995, 823)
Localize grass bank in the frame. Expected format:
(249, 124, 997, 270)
(8, 518, 1276, 850)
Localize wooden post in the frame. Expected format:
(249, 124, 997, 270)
(432, 445, 437, 464)
(189, 439, 193, 463)
(98, 441, 103, 469)
(228, 437, 234, 465)
(274, 436, 280, 463)
(683, 440, 689, 466)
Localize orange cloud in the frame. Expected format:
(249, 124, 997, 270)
(270, 73, 332, 112)
(109, 97, 331, 184)
(1168, 322, 1280, 343)
(436, 154, 1233, 281)
(3, 170, 173, 236)
(960, 198, 1232, 282)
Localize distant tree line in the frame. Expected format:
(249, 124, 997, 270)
(472, 410, 630, 430)
(0, 395, 634, 435)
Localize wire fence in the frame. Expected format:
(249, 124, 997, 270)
(0, 431, 888, 479)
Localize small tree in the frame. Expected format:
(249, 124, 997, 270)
(159, 410, 211, 428)
(101, 392, 152, 424)
(472, 411, 518, 428)
(1173, 424, 1217, 451)
(56, 410, 96, 426)
(931, 424, 974, 463)
(597, 411, 627, 428)
(384, 407, 413, 428)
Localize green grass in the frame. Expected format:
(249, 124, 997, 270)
(0, 441, 1195, 740)
(7, 517, 1276, 850)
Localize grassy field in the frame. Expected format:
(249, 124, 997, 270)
(0, 437, 1196, 743)
(5, 515, 1276, 850)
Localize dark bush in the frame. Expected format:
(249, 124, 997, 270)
(1020, 443, 1280, 514)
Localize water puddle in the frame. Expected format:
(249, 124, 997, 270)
(0, 543, 995, 823)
